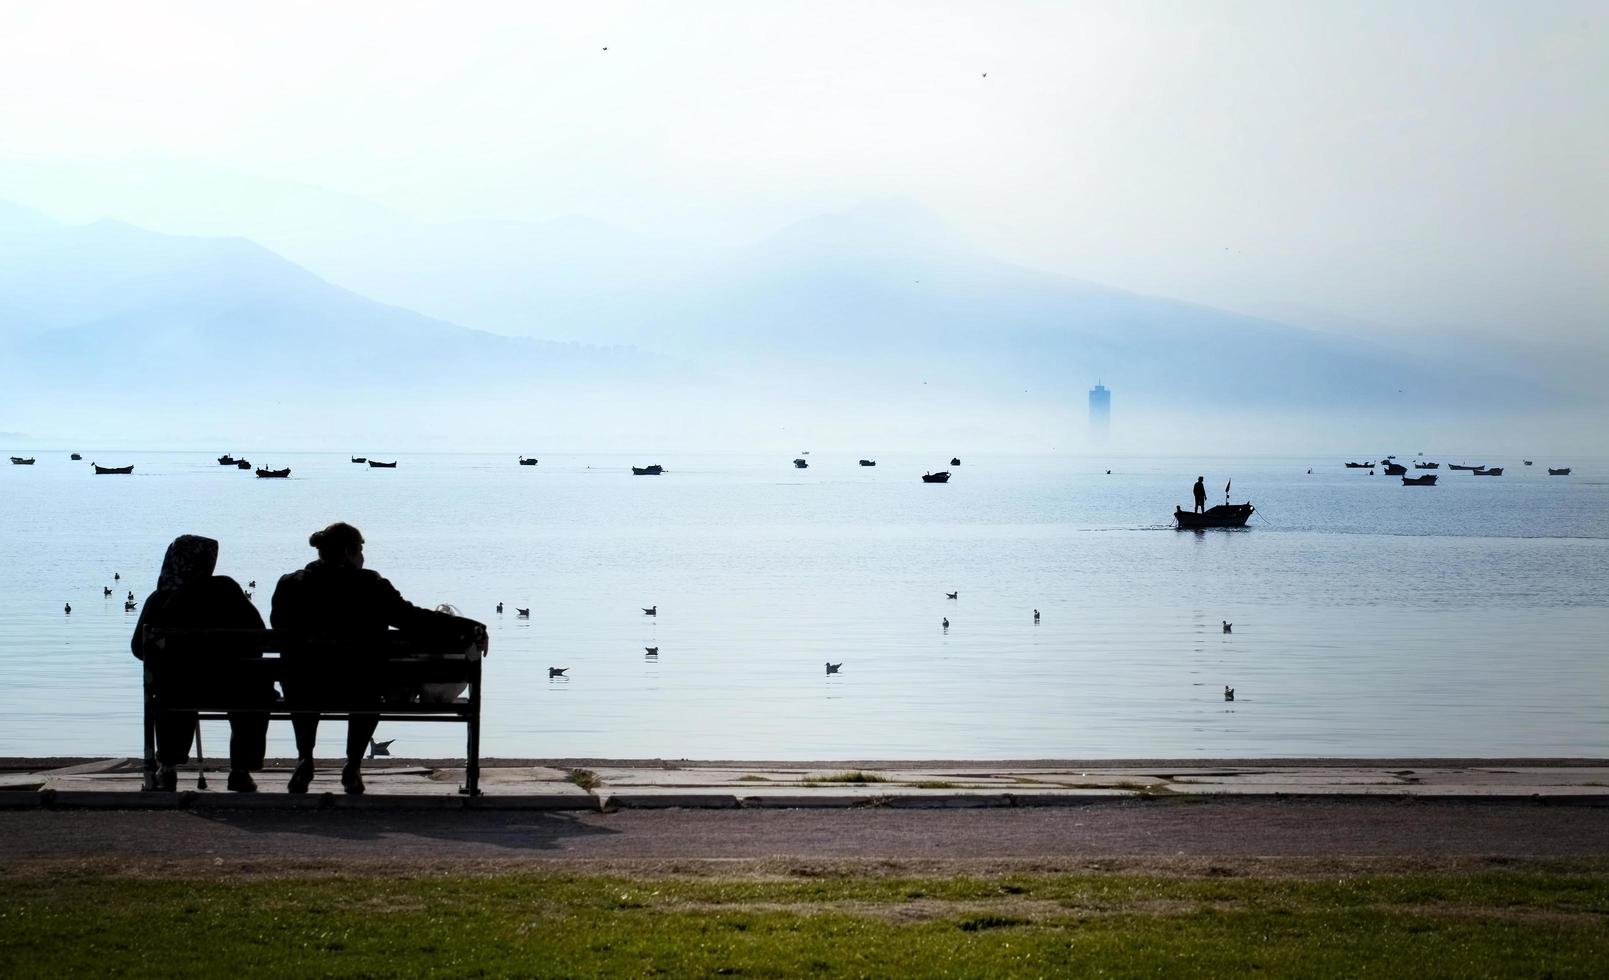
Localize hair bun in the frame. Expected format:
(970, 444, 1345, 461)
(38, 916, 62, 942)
(309, 529, 325, 548)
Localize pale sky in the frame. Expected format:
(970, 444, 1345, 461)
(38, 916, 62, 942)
(1, 0, 1604, 345)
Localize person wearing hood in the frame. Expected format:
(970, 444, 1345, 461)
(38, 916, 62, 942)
(131, 534, 270, 792)
(271, 522, 473, 795)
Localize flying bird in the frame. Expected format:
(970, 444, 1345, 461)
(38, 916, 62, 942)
(549, 667, 568, 678)
(945, 591, 958, 600)
(369, 738, 394, 759)
(825, 662, 842, 674)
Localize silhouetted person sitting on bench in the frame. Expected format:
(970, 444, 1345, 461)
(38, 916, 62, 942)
(131, 534, 270, 792)
(1193, 476, 1207, 514)
(271, 522, 465, 795)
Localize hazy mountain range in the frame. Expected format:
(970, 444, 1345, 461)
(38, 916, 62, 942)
(0, 196, 1594, 451)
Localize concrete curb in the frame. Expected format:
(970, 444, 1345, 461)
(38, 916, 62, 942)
(604, 793, 740, 810)
(465, 794, 601, 811)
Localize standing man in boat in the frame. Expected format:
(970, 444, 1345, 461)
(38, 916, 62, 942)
(1193, 476, 1207, 514)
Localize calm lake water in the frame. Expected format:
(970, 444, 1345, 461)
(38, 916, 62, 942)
(2, 452, 1605, 760)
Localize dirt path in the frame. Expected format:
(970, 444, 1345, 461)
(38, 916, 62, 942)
(4, 797, 1606, 877)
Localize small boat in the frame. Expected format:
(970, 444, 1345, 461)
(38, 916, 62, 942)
(1174, 503, 1255, 529)
(217, 455, 237, 465)
(950, 457, 961, 466)
(350, 456, 367, 463)
(1447, 463, 1482, 471)
(858, 459, 876, 466)
(9, 456, 34, 465)
(93, 464, 134, 475)
(1382, 462, 1408, 476)
(793, 458, 809, 468)
(368, 460, 397, 468)
(236, 459, 251, 469)
(518, 457, 539, 466)
(1344, 461, 1374, 468)
(255, 467, 291, 478)
(70, 453, 82, 460)
(1414, 461, 1439, 469)
(1472, 467, 1504, 476)
(922, 471, 951, 483)
(1549, 467, 1571, 476)
(631, 464, 663, 475)
(1401, 474, 1437, 486)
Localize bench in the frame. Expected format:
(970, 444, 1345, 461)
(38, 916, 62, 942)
(141, 627, 485, 794)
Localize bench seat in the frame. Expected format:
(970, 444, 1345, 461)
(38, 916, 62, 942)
(141, 627, 484, 794)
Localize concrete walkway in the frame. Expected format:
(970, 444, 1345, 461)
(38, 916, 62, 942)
(2, 758, 1605, 810)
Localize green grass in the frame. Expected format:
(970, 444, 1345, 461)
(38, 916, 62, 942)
(2, 870, 1606, 977)
(802, 770, 891, 785)
(567, 768, 600, 792)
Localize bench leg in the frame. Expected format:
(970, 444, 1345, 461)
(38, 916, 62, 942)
(460, 716, 481, 795)
(142, 682, 158, 792)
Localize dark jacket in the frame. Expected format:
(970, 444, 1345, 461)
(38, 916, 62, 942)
(270, 560, 458, 647)
(131, 577, 265, 661)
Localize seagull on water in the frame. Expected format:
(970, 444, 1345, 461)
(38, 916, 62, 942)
(549, 667, 568, 678)
(1033, 609, 1040, 622)
(825, 662, 842, 674)
(1222, 621, 1232, 634)
(516, 608, 530, 618)
(645, 646, 658, 655)
(124, 600, 137, 611)
(945, 591, 958, 600)
(1224, 686, 1235, 701)
(247, 580, 256, 589)
(103, 587, 112, 596)
(64, 603, 71, 615)
(643, 605, 657, 616)
(942, 617, 949, 629)
(369, 738, 394, 759)
(114, 573, 120, 581)
(496, 602, 503, 614)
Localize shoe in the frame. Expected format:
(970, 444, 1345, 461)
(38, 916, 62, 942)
(158, 767, 178, 792)
(227, 770, 258, 793)
(340, 762, 365, 795)
(287, 758, 315, 794)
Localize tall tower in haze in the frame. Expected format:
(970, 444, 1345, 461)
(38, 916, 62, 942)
(1088, 383, 1111, 438)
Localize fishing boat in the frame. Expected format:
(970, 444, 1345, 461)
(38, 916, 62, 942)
(1344, 461, 1374, 468)
(93, 464, 134, 475)
(368, 460, 397, 468)
(236, 459, 251, 469)
(793, 458, 809, 468)
(1549, 467, 1571, 476)
(859, 459, 876, 466)
(1414, 461, 1439, 469)
(1401, 474, 1438, 486)
(70, 453, 81, 460)
(631, 464, 663, 475)
(350, 456, 367, 463)
(1174, 503, 1255, 529)
(950, 457, 961, 466)
(9, 456, 34, 465)
(518, 457, 538, 466)
(922, 471, 951, 483)
(1472, 467, 1504, 476)
(217, 455, 237, 465)
(255, 467, 291, 479)
(1448, 463, 1483, 471)
(1382, 462, 1408, 476)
